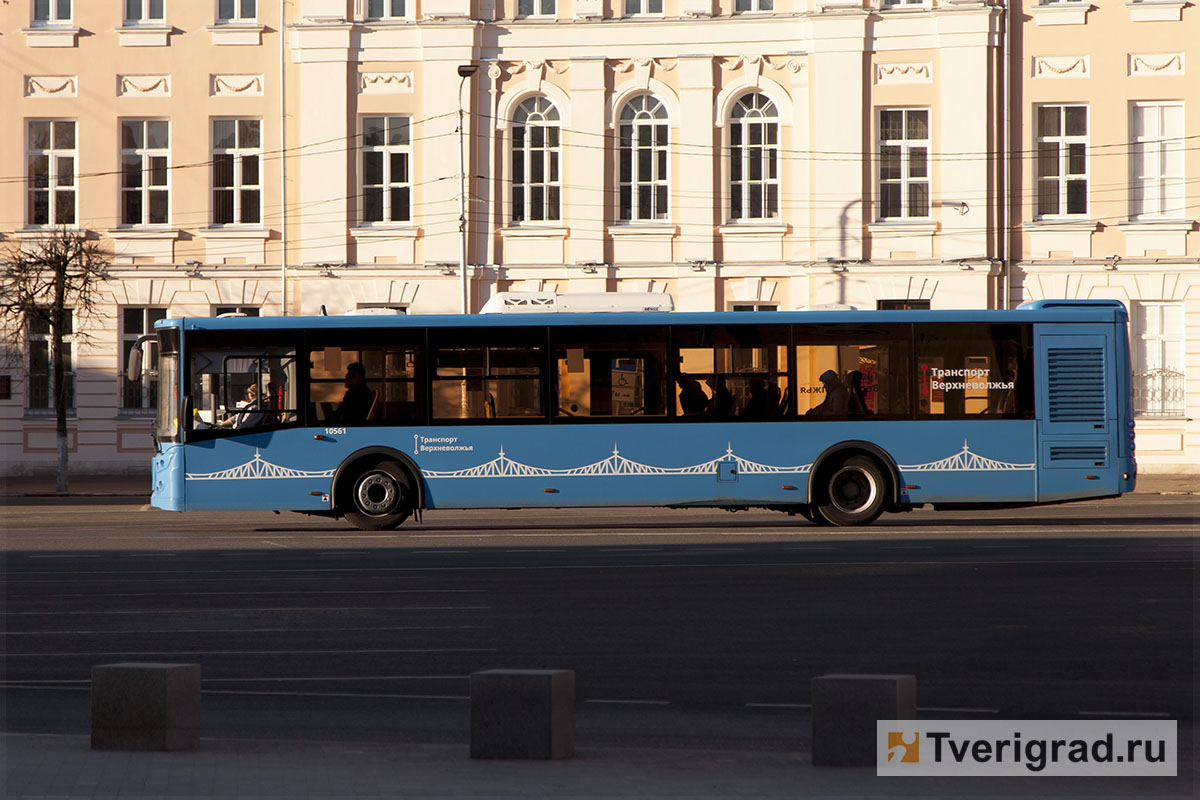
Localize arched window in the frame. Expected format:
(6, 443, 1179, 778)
(729, 93, 779, 221)
(618, 95, 669, 221)
(511, 97, 561, 223)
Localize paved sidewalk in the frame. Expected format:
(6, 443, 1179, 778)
(2, 472, 1196, 499)
(4, 731, 1194, 799)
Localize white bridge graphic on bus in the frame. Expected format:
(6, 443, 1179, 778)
(185, 441, 1034, 483)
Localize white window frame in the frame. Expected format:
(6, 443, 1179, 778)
(516, 0, 555, 16)
(365, 0, 406, 19)
(511, 97, 561, 224)
(734, 0, 774, 11)
(1130, 102, 1185, 220)
(1132, 301, 1185, 418)
(878, 108, 930, 220)
(214, 305, 260, 316)
(26, 119, 76, 227)
(623, 0, 663, 16)
(216, 0, 255, 22)
(618, 95, 669, 222)
(125, 0, 164, 24)
(27, 309, 74, 413)
(120, 119, 170, 226)
(32, 0, 71, 24)
(360, 116, 412, 225)
(212, 118, 262, 226)
(121, 307, 167, 412)
(728, 93, 780, 222)
(1036, 104, 1089, 218)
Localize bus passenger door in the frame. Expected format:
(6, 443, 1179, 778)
(1036, 332, 1118, 501)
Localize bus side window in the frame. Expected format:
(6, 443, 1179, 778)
(794, 327, 910, 420)
(552, 327, 669, 419)
(914, 323, 1033, 419)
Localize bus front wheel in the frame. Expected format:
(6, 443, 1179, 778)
(813, 455, 887, 527)
(343, 461, 413, 531)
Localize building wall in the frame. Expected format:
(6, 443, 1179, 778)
(1013, 0, 1199, 473)
(2, 0, 1193, 475)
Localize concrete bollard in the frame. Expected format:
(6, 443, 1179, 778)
(91, 663, 201, 751)
(811, 673, 915, 766)
(470, 669, 574, 759)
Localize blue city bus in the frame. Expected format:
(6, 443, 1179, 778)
(140, 297, 1135, 529)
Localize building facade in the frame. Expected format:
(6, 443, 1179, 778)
(0, 0, 1194, 475)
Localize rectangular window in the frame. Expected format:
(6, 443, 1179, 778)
(432, 330, 545, 420)
(878, 109, 930, 219)
(517, 0, 555, 14)
(120, 120, 170, 226)
(33, 0, 71, 23)
(366, 0, 405, 17)
(796, 325, 912, 419)
(27, 309, 74, 412)
(26, 120, 76, 226)
(553, 327, 668, 419)
(914, 324, 1034, 419)
(308, 339, 422, 426)
(877, 299, 930, 310)
(217, 0, 255, 21)
(1036, 105, 1088, 217)
(624, 0, 663, 14)
(730, 303, 778, 312)
(734, 0, 773, 9)
(212, 119, 261, 225)
(675, 326, 790, 420)
(121, 307, 167, 411)
(1131, 102, 1185, 219)
(1132, 302, 1185, 417)
(361, 116, 411, 224)
(189, 342, 297, 432)
(125, 0, 164, 23)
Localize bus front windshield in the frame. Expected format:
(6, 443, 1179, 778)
(154, 329, 180, 443)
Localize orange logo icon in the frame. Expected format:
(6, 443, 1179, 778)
(887, 732, 920, 763)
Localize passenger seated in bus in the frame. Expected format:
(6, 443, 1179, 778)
(706, 377, 733, 417)
(741, 377, 774, 419)
(806, 369, 848, 417)
(845, 370, 869, 416)
(330, 361, 373, 424)
(676, 374, 709, 416)
(215, 384, 266, 429)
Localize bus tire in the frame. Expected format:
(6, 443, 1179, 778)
(814, 455, 887, 527)
(343, 460, 413, 531)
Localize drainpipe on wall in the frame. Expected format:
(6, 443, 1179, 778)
(279, 0, 289, 315)
(1001, 0, 1011, 310)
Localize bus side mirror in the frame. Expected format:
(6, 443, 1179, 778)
(126, 334, 156, 383)
(126, 348, 143, 383)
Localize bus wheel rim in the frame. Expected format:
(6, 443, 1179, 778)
(829, 466, 877, 515)
(356, 472, 399, 515)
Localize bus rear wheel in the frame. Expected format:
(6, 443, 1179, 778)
(814, 455, 887, 527)
(343, 460, 413, 531)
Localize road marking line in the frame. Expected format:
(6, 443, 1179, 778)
(203, 690, 470, 701)
(27, 555, 100, 559)
(4, 647, 498, 658)
(5, 625, 489, 636)
(261, 540, 288, 549)
(6, 605, 493, 616)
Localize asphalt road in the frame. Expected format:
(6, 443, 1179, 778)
(2, 495, 1195, 751)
